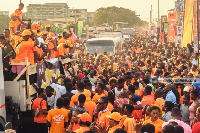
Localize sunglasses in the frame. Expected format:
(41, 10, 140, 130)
(97, 102, 104, 105)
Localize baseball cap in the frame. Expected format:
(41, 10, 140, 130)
(49, 32, 55, 39)
(106, 112, 121, 122)
(21, 29, 31, 36)
(83, 90, 91, 101)
(10, 13, 16, 18)
(78, 113, 92, 122)
(183, 86, 190, 92)
(45, 24, 51, 28)
(89, 64, 94, 68)
(40, 31, 48, 36)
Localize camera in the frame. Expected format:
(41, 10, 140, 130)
(42, 42, 50, 51)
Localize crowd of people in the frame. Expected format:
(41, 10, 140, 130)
(1, 2, 200, 133)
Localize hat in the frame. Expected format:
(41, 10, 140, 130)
(79, 73, 85, 79)
(21, 29, 31, 36)
(183, 86, 190, 92)
(10, 13, 16, 18)
(106, 112, 121, 122)
(89, 64, 94, 68)
(177, 56, 182, 60)
(40, 31, 48, 35)
(78, 113, 92, 122)
(49, 32, 55, 38)
(86, 51, 90, 54)
(45, 25, 51, 28)
(83, 90, 91, 101)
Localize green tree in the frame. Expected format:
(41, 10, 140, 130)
(0, 15, 10, 33)
(93, 6, 145, 27)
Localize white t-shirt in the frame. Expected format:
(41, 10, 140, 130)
(114, 87, 123, 100)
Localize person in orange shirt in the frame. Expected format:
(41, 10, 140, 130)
(32, 88, 48, 133)
(66, 110, 80, 132)
(95, 97, 111, 127)
(74, 113, 92, 133)
(107, 92, 114, 111)
(154, 89, 165, 112)
(141, 85, 155, 106)
(12, 29, 39, 75)
(47, 32, 57, 59)
(14, 3, 26, 28)
(9, 13, 18, 35)
(92, 83, 106, 103)
(83, 90, 97, 118)
(47, 98, 69, 133)
(106, 112, 122, 133)
(70, 81, 85, 107)
(122, 104, 136, 133)
(144, 106, 164, 133)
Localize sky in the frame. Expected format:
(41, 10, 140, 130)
(1, 0, 175, 22)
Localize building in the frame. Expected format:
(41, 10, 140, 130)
(0, 11, 9, 16)
(26, 3, 69, 20)
(87, 12, 94, 22)
(69, 9, 87, 22)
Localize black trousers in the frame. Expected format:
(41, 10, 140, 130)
(32, 122, 48, 133)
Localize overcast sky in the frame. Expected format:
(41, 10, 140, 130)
(1, 0, 175, 22)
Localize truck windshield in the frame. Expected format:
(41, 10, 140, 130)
(86, 45, 114, 55)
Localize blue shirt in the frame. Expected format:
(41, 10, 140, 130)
(165, 90, 177, 105)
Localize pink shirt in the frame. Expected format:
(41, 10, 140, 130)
(162, 119, 192, 133)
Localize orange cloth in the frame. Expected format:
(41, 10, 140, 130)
(107, 102, 114, 112)
(57, 43, 69, 57)
(92, 93, 106, 103)
(46, 108, 69, 133)
(68, 37, 74, 46)
(144, 118, 164, 133)
(141, 95, 155, 106)
(48, 42, 56, 59)
(139, 87, 154, 99)
(13, 41, 34, 63)
(131, 79, 135, 85)
(57, 38, 72, 47)
(71, 123, 80, 132)
(33, 46, 43, 63)
(84, 100, 96, 118)
(27, 39, 35, 64)
(14, 9, 23, 27)
(123, 117, 136, 133)
(74, 127, 90, 133)
(135, 90, 140, 95)
(98, 110, 111, 127)
(113, 63, 118, 71)
(32, 98, 47, 123)
(154, 98, 165, 112)
(119, 115, 127, 127)
(9, 20, 18, 35)
(108, 125, 121, 133)
(132, 105, 142, 122)
(70, 92, 84, 107)
(97, 66, 102, 72)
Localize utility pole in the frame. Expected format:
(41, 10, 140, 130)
(150, 5, 152, 25)
(158, 0, 160, 27)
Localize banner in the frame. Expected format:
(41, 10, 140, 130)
(175, 1, 185, 12)
(167, 13, 176, 42)
(177, 26, 183, 36)
(163, 22, 169, 32)
(161, 15, 167, 32)
(77, 21, 84, 38)
(36, 58, 64, 88)
(182, 0, 194, 47)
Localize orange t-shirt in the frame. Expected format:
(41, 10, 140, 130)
(68, 37, 74, 46)
(92, 93, 106, 103)
(141, 95, 155, 106)
(119, 115, 127, 127)
(46, 108, 69, 133)
(15, 9, 23, 27)
(154, 98, 165, 112)
(139, 87, 154, 99)
(71, 123, 80, 131)
(33, 46, 43, 63)
(108, 125, 121, 133)
(107, 102, 114, 112)
(84, 100, 96, 118)
(98, 110, 111, 127)
(132, 105, 142, 122)
(48, 42, 56, 59)
(13, 41, 34, 63)
(123, 117, 136, 133)
(9, 20, 18, 35)
(57, 38, 72, 47)
(70, 92, 84, 107)
(74, 127, 90, 133)
(57, 43, 69, 57)
(27, 39, 35, 64)
(144, 118, 164, 133)
(32, 98, 47, 123)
